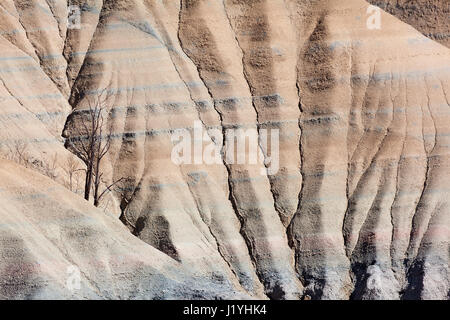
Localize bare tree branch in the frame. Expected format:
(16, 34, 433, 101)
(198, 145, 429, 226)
(65, 86, 124, 207)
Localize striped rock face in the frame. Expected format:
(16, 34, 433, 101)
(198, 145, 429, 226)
(0, 0, 449, 299)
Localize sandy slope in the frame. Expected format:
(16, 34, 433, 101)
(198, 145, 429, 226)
(0, 159, 250, 299)
(0, 0, 448, 299)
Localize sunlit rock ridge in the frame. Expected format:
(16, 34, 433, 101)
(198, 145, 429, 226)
(0, 0, 448, 300)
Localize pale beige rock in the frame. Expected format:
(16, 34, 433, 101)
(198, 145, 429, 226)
(0, 0, 448, 300)
(0, 159, 250, 299)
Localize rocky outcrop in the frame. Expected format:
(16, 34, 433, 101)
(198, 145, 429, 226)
(0, 6, 78, 188)
(0, 0, 448, 299)
(369, 0, 449, 48)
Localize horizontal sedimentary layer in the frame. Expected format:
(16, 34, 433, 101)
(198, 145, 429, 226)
(0, 0, 448, 299)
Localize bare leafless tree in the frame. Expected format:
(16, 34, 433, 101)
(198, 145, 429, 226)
(93, 175, 126, 207)
(42, 153, 58, 180)
(63, 154, 83, 192)
(9, 140, 31, 167)
(65, 88, 123, 207)
(6, 141, 60, 180)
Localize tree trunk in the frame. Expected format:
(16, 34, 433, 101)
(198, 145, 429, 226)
(93, 154, 101, 207)
(93, 181, 99, 207)
(69, 173, 73, 192)
(84, 165, 92, 201)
